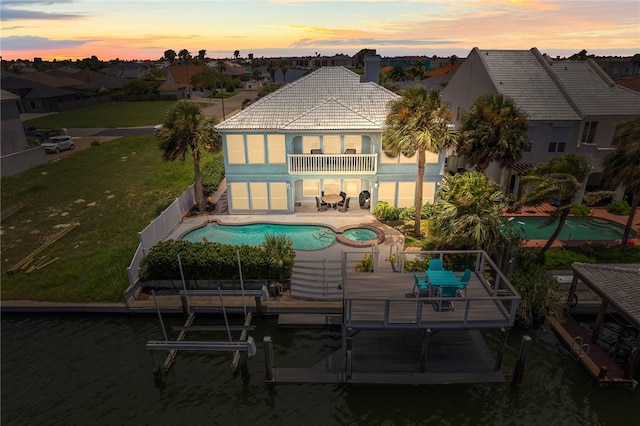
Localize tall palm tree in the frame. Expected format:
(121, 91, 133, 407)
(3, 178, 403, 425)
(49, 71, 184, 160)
(156, 103, 221, 213)
(216, 60, 227, 119)
(383, 87, 455, 236)
(429, 172, 506, 251)
(456, 93, 530, 195)
(389, 64, 407, 82)
(519, 153, 591, 253)
(279, 59, 290, 83)
(266, 60, 277, 82)
(602, 116, 640, 251)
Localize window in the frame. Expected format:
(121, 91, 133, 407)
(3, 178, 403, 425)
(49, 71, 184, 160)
(226, 135, 246, 164)
(581, 121, 598, 144)
(548, 142, 566, 153)
(246, 135, 265, 164)
(267, 135, 286, 163)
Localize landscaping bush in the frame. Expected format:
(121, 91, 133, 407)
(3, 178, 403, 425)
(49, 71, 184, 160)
(138, 240, 294, 282)
(201, 154, 225, 195)
(606, 199, 631, 215)
(398, 206, 415, 221)
(373, 201, 400, 221)
(421, 202, 434, 219)
(572, 204, 591, 216)
(543, 248, 592, 269)
(354, 254, 374, 272)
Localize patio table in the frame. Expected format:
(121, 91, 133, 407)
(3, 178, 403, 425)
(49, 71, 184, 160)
(426, 270, 460, 296)
(322, 194, 342, 209)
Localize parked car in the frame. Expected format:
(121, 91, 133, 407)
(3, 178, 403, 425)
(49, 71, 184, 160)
(153, 124, 164, 132)
(41, 136, 74, 154)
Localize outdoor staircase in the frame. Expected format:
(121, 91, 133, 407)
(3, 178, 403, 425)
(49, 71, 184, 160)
(290, 259, 344, 301)
(215, 191, 229, 214)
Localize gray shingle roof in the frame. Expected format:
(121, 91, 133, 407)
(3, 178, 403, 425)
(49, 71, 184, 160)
(216, 67, 400, 131)
(477, 49, 580, 121)
(572, 263, 640, 329)
(549, 61, 640, 116)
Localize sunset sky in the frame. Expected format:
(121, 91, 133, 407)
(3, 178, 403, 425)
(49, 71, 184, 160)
(1, 0, 638, 61)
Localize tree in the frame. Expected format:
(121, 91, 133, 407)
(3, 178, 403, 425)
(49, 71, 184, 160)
(383, 87, 455, 236)
(279, 59, 290, 83)
(449, 55, 459, 67)
(197, 49, 206, 63)
(456, 93, 530, 195)
(216, 60, 227, 119)
(178, 49, 191, 64)
(429, 172, 507, 251)
(389, 64, 407, 81)
(266, 59, 277, 82)
(569, 49, 589, 61)
(519, 153, 592, 254)
(408, 61, 426, 80)
(602, 116, 640, 251)
(234, 50, 240, 61)
(164, 49, 177, 63)
(156, 103, 222, 213)
(122, 79, 153, 96)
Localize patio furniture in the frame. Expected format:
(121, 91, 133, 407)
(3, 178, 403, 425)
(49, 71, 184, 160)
(344, 148, 356, 154)
(338, 197, 350, 212)
(359, 190, 370, 209)
(413, 272, 430, 296)
(426, 269, 460, 297)
(436, 285, 460, 311)
(310, 148, 323, 154)
(316, 197, 328, 212)
(428, 258, 444, 271)
(454, 268, 472, 296)
(322, 194, 342, 209)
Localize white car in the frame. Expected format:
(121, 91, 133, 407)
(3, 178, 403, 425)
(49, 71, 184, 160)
(41, 136, 74, 154)
(153, 124, 164, 132)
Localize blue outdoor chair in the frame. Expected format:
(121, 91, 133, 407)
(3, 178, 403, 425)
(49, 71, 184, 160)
(413, 271, 430, 296)
(428, 259, 443, 271)
(436, 285, 459, 311)
(455, 268, 472, 296)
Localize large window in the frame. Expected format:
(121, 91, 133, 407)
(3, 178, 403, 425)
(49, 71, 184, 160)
(226, 135, 246, 164)
(250, 182, 268, 209)
(581, 121, 598, 143)
(267, 135, 286, 163)
(246, 135, 265, 164)
(269, 183, 288, 210)
(548, 142, 566, 153)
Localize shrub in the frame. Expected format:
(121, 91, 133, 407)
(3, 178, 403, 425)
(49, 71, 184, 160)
(90, 140, 101, 147)
(544, 248, 592, 269)
(201, 154, 225, 195)
(421, 202, 434, 219)
(398, 206, 415, 221)
(572, 204, 590, 216)
(606, 200, 631, 215)
(354, 254, 374, 272)
(373, 201, 399, 222)
(138, 239, 294, 282)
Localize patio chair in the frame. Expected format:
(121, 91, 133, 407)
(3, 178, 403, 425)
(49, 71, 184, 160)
(338, 197, 350, 212)
(311, 148, 323, 154)
(455, 268, 472, 296)
(436, 285, 459, 311)
(316, 197, 327, 212)
(413, 272, 430, 296)
(344, 148, 356, 154)
(428, 258, 443, 271)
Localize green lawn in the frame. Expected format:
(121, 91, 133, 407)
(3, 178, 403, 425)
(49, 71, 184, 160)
(1, 136, 208, 302)
(23, 101, 180, 128)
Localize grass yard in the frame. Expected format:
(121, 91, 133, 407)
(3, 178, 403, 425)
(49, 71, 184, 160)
(23, 101, 183, 128)
(1, 136, 208, 302)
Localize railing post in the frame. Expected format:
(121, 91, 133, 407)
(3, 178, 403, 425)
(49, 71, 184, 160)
(512, 335, 532, 384)
(264, 336, 274, 382)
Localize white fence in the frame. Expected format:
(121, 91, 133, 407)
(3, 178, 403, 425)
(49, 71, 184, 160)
(124, 184, 195, 305)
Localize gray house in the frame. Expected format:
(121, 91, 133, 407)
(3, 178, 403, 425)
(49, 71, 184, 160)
(442, 47, 640, 195)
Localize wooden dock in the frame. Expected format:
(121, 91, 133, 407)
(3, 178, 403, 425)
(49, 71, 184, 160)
(272, 329, 505, 385)
(277, 313, 343, 327)
(549, 315, 637, 387)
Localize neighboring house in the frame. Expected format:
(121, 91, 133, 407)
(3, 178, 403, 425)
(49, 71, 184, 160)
(0, 89, 46, 177)
(442, 47, 640, 195)
(0, 74, 78, 113)
(163, 64, 207, 98)
(215, 61, 446, 214)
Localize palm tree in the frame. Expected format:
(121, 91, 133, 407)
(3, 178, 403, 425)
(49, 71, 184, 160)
(234, 50, 240, 61)
(279, 59, 290, 83)
(429, 172, 507, 251)
(164, 49, 177, 63)
(266, 59, 277, 82)
(156, 103, 222, 213)
(602, 116, 640, 251)
(519, 153, 591, 253)
(408, 61, 426, 80)
(383, 87, 455, 236)
(456, 93, 530, 195)
(389, 64, 407, 82)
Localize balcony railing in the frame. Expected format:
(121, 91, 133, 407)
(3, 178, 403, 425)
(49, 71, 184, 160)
(287, 153, 378, 175)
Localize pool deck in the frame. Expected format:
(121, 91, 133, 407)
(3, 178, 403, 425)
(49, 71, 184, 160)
(512, 203, 640, 248)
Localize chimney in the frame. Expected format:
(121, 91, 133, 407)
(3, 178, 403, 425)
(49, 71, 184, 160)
(362, 53, 381, 84)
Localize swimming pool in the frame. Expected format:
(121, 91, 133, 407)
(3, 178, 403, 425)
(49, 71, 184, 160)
(507, 216, 633, 241)
(181, 223, 337, 250)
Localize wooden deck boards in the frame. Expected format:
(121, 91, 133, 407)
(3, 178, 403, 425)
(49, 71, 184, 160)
(343, 271, 514, 330)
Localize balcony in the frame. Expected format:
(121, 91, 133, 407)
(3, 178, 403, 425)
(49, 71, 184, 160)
(287, 153, 378, 175)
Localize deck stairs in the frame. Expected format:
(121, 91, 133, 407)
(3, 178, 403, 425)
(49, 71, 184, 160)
(214, 191, 228, 214)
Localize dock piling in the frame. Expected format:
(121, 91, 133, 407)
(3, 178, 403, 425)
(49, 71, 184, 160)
(264, 336, 274, 381)
(512, 335, 532, 384)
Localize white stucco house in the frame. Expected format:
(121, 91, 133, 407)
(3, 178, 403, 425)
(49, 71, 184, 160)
(215, 60, 447, 214)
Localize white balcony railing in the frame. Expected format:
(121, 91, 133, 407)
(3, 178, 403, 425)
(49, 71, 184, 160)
(287, 154, 377, 175)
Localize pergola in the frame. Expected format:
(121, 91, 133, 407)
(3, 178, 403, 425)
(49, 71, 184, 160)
(568, 262, 640, 379)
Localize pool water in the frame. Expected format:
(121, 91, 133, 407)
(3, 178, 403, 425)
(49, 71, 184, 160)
(507, 216, 632, 241)
(181, 223, 336, 250)
(342, 228, 378, 242)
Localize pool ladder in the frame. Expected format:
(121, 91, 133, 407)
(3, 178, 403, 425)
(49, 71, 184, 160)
(570, 336, 591, 360)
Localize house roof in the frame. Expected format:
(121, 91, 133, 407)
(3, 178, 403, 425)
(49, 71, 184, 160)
(10, 71, 82, 88)
(572, 263, 640, 330)
(216, 66, 400, 131)
(0, 75, 76, 99)
(614, 76, 640, 93)
(549, 60, 640, 116)
(475, 48, 580, 121)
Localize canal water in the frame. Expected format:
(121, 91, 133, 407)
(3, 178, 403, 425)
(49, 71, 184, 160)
(1, 314, 637, 425)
